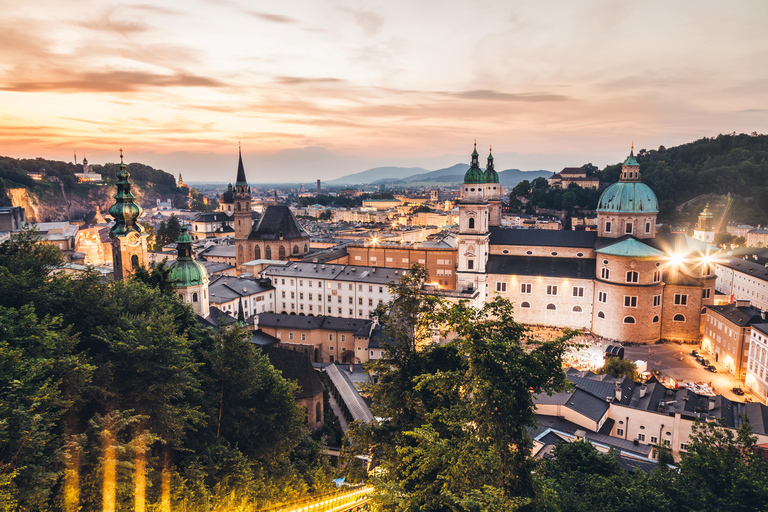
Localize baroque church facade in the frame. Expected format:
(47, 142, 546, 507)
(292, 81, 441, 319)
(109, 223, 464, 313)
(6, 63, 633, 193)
(457, 145, 716, 343)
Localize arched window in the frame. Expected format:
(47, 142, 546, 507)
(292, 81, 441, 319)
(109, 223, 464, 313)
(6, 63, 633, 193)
(546, 303, 556, 310)
(237, 203, 241, 211)
(265, 246, 271, 259)
(304, 243, 308, 253)
(673, 314, 685, 322)
(701, 308, 706, 315)
(572, 305, 582, 313)
(316, 402, 322, 424)
(278, 246, 286, 260)
(254, 245, 261, 260)
(469, 218, 475, 229)
(598, 311, 605, 319)
(520, 301, 530, 308)
(293, 245, 299, 254)
(623, 316, 635, 324)
(131, 255, 139, 268)
(193, 292, 198, 302)
(178, 294, 184, 300)
(653, 315, 659, 323)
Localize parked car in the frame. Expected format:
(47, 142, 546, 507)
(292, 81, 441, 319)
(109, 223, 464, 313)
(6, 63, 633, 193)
(700, 358, 710, 366)
(691, 350, 699, 357)
(707, 365, 717, 373)
(732, 387, 745, 396)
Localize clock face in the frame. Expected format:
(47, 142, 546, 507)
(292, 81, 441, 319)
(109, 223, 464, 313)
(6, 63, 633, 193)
(126, 231, 140, 247)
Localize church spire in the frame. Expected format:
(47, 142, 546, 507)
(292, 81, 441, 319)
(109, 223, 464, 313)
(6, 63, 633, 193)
(109, 149, 142, 237)
(235, 142, 248, 188)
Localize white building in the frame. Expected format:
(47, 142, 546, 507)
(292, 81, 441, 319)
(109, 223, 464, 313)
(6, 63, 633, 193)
(208, 275, 275, 318)
(260, 262, 402, 319)
(746, 323, 768, 403)
(715, 256, 768, 312)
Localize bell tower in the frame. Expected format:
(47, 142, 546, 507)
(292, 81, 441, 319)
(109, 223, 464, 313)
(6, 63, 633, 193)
(456, 142, 489, 301)
(109, 149, 148, 280)
(234, 144, 253, 269)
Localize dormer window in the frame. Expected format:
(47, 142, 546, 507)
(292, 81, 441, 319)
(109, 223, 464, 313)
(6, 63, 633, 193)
(625, 223, 633, 234)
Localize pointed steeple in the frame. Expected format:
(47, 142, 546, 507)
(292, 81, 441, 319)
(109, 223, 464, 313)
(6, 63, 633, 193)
(484, 146, 499, 184)
(235, 142, 248, 188)
(464, 140, 485, 184)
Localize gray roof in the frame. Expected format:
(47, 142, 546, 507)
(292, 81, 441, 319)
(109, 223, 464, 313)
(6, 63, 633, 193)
(192, 212, 233, 222)
(250, 205, 309, 241)
(262, 346, 324, 399)
(257, 312, 370, 333)
(707, 304, 766, 327)
(209, 275, 274, 303)
(534, 388, 609, 423)
(262, 261, 405, 284)
(324, 363, 374, 423)
(200, 261, 234, 274)
(199, 245, 236, 258)
(486, 255, 596, 280)
(489, 227, 597, 248)
(716, 256, 768, 283)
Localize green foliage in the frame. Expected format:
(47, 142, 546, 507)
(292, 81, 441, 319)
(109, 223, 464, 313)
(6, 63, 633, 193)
(0, 229, 333, 510)
(354, 267, 575, 511)
(596, 357, 638, 380)
(154, 214, 182, 248)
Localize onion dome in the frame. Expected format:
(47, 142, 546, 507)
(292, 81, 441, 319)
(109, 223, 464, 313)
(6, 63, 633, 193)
(221, 183, 235, 204)
(169, 226, 208, 287)
(463, 141, 486, 184)
(597, 147, 658, 213)
(484, 147, 499, 183)
(109, 150, 143, 237)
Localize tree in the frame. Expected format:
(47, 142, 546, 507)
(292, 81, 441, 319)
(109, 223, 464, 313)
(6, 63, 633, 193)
(597, 357, 638, 380)
(511, 180, 531, 199)
(716, 232, 734, 246)
(734, 235, 746, 246)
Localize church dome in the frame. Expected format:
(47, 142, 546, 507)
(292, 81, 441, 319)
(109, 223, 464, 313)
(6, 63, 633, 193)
(170, 226, 208, 287)
(221, 183, 234, 204)
(484, 150, 499, 183)
(464, 142, 486, 184)
(597, 181, 659, 213)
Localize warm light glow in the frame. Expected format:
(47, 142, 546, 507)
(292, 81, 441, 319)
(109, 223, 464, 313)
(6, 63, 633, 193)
(668, 253, 685, 266)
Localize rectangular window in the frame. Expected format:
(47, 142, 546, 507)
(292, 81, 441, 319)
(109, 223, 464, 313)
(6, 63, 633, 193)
(327, 295, 332, 302)
(598, 291, 607, 303)
(386, 257, 393, 262)
(650, 436, 658, 445)
(308, 293, 313, 300)
(601, 268, 610, 280)
(358, 284, 363, 291)
(496, 282, 507, 292)
(341, 334, 346, 342)
(301, 333, 306, 341)
(299, 292, 304, 300)
(358, 297, 363, 305)
(379, 286, 383, 293)
(638, 433, 646, 442)
(402, 258, 409, 263)
(572, 286, 584, 297)
(289, 332, 294, 340)
(653, 295, 661, 307)
(653, 270, 661, 282)
(680, 443, 688, 451)
(359, 309, 363, 316)
(624, 296, 638, 307)
(337, 296, 342, 303)
(646, 222, 651, 233)
(675, 294, 688, 305)
(369, 285, 373, 292)
(521, 283, 532, 294)
(605, 221, 612, 233)
(349, 308, 353, 316)
(626, 271, 639, 283)
(370, 257, 377, 263)
(616, 428, 624, 437)
(355, 255, 361, 260)
(547, 285, 558, 296)
(368, 298, 373, 306)
(349, 297, 353, 304)
(291, 292, 295, 299)
(703, 289, 711, 299)
(625, 223, 633, 234)
(467, 259, 474, 270)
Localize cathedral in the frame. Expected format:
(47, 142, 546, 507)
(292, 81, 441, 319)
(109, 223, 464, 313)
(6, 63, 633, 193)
(457, 144, 716, 343)
(232, 148, 311, 270)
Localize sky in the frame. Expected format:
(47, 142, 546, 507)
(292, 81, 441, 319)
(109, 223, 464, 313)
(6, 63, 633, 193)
(1, 0, 767, 183)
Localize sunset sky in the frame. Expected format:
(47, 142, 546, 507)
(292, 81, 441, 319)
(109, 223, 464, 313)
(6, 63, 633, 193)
(1, 0, 767, 182)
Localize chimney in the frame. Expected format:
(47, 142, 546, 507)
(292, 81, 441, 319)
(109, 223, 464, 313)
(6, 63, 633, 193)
(735, 299, 751, 308)
(762, 310, 766, 320)
(639, 384, 647, 398)
(253, 314, 259, 330)
(614, 382, 622, 402)
(708, 397, 716, 411)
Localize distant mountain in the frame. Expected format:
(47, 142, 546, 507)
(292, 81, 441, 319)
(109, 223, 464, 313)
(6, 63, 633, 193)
(327, 166, 429, 185)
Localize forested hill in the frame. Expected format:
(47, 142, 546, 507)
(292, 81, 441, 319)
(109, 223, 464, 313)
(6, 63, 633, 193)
(0, 155, 176, 190)
(602, 133, 768, 223)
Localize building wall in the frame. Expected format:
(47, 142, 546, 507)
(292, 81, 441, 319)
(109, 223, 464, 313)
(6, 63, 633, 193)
(261, 325, 375, 364)
(702, 310, 752, 379)
(715, 263, 768, 312)
(487, 274, 594, 330)
(298, 392, 324, 431)
(746, 328, 768, 403)
(597, 213, 657, 239)
(346, 245, 457, 289)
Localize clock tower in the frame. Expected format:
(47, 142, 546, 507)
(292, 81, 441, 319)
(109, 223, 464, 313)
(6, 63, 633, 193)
(109, 150, 148, 280)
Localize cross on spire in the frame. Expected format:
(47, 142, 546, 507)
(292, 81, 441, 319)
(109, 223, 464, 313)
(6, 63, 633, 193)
(119, 148, 124, 163)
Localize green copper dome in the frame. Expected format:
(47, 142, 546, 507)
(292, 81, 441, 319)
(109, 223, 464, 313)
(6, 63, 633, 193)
(464, 142, 486, 184)
(221, 183, 234, 204)
(170, 226, 207, 287)
(109, 154, 142, 237)
(623, 149, 639, 166)
(484, 150, 499, 183)
(597, 181, 658, 213)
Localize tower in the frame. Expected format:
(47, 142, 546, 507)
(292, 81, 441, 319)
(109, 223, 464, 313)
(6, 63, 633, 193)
(596, 145, 658, 239)
(456, 142, 490, 301)
(109, 150, 148, 280)
(485, 148, 502, 227)
(170, 226, 210, 317)
(693, 204, 715, 243)
(234, 145, 253, 269)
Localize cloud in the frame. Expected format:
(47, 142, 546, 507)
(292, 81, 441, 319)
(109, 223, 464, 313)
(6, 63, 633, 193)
(76, 14, 149, 36)
(274, 76, 346, 85)
(450, 89, 571, 102)
(248, 11, 299, 24)
(127, 4, 183, 16)
(1, 71, 224, 93)
(339, 7, 384, 37)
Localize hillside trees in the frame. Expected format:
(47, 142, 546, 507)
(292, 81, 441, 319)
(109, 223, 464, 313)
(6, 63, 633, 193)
(0, 229, 331, 511)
